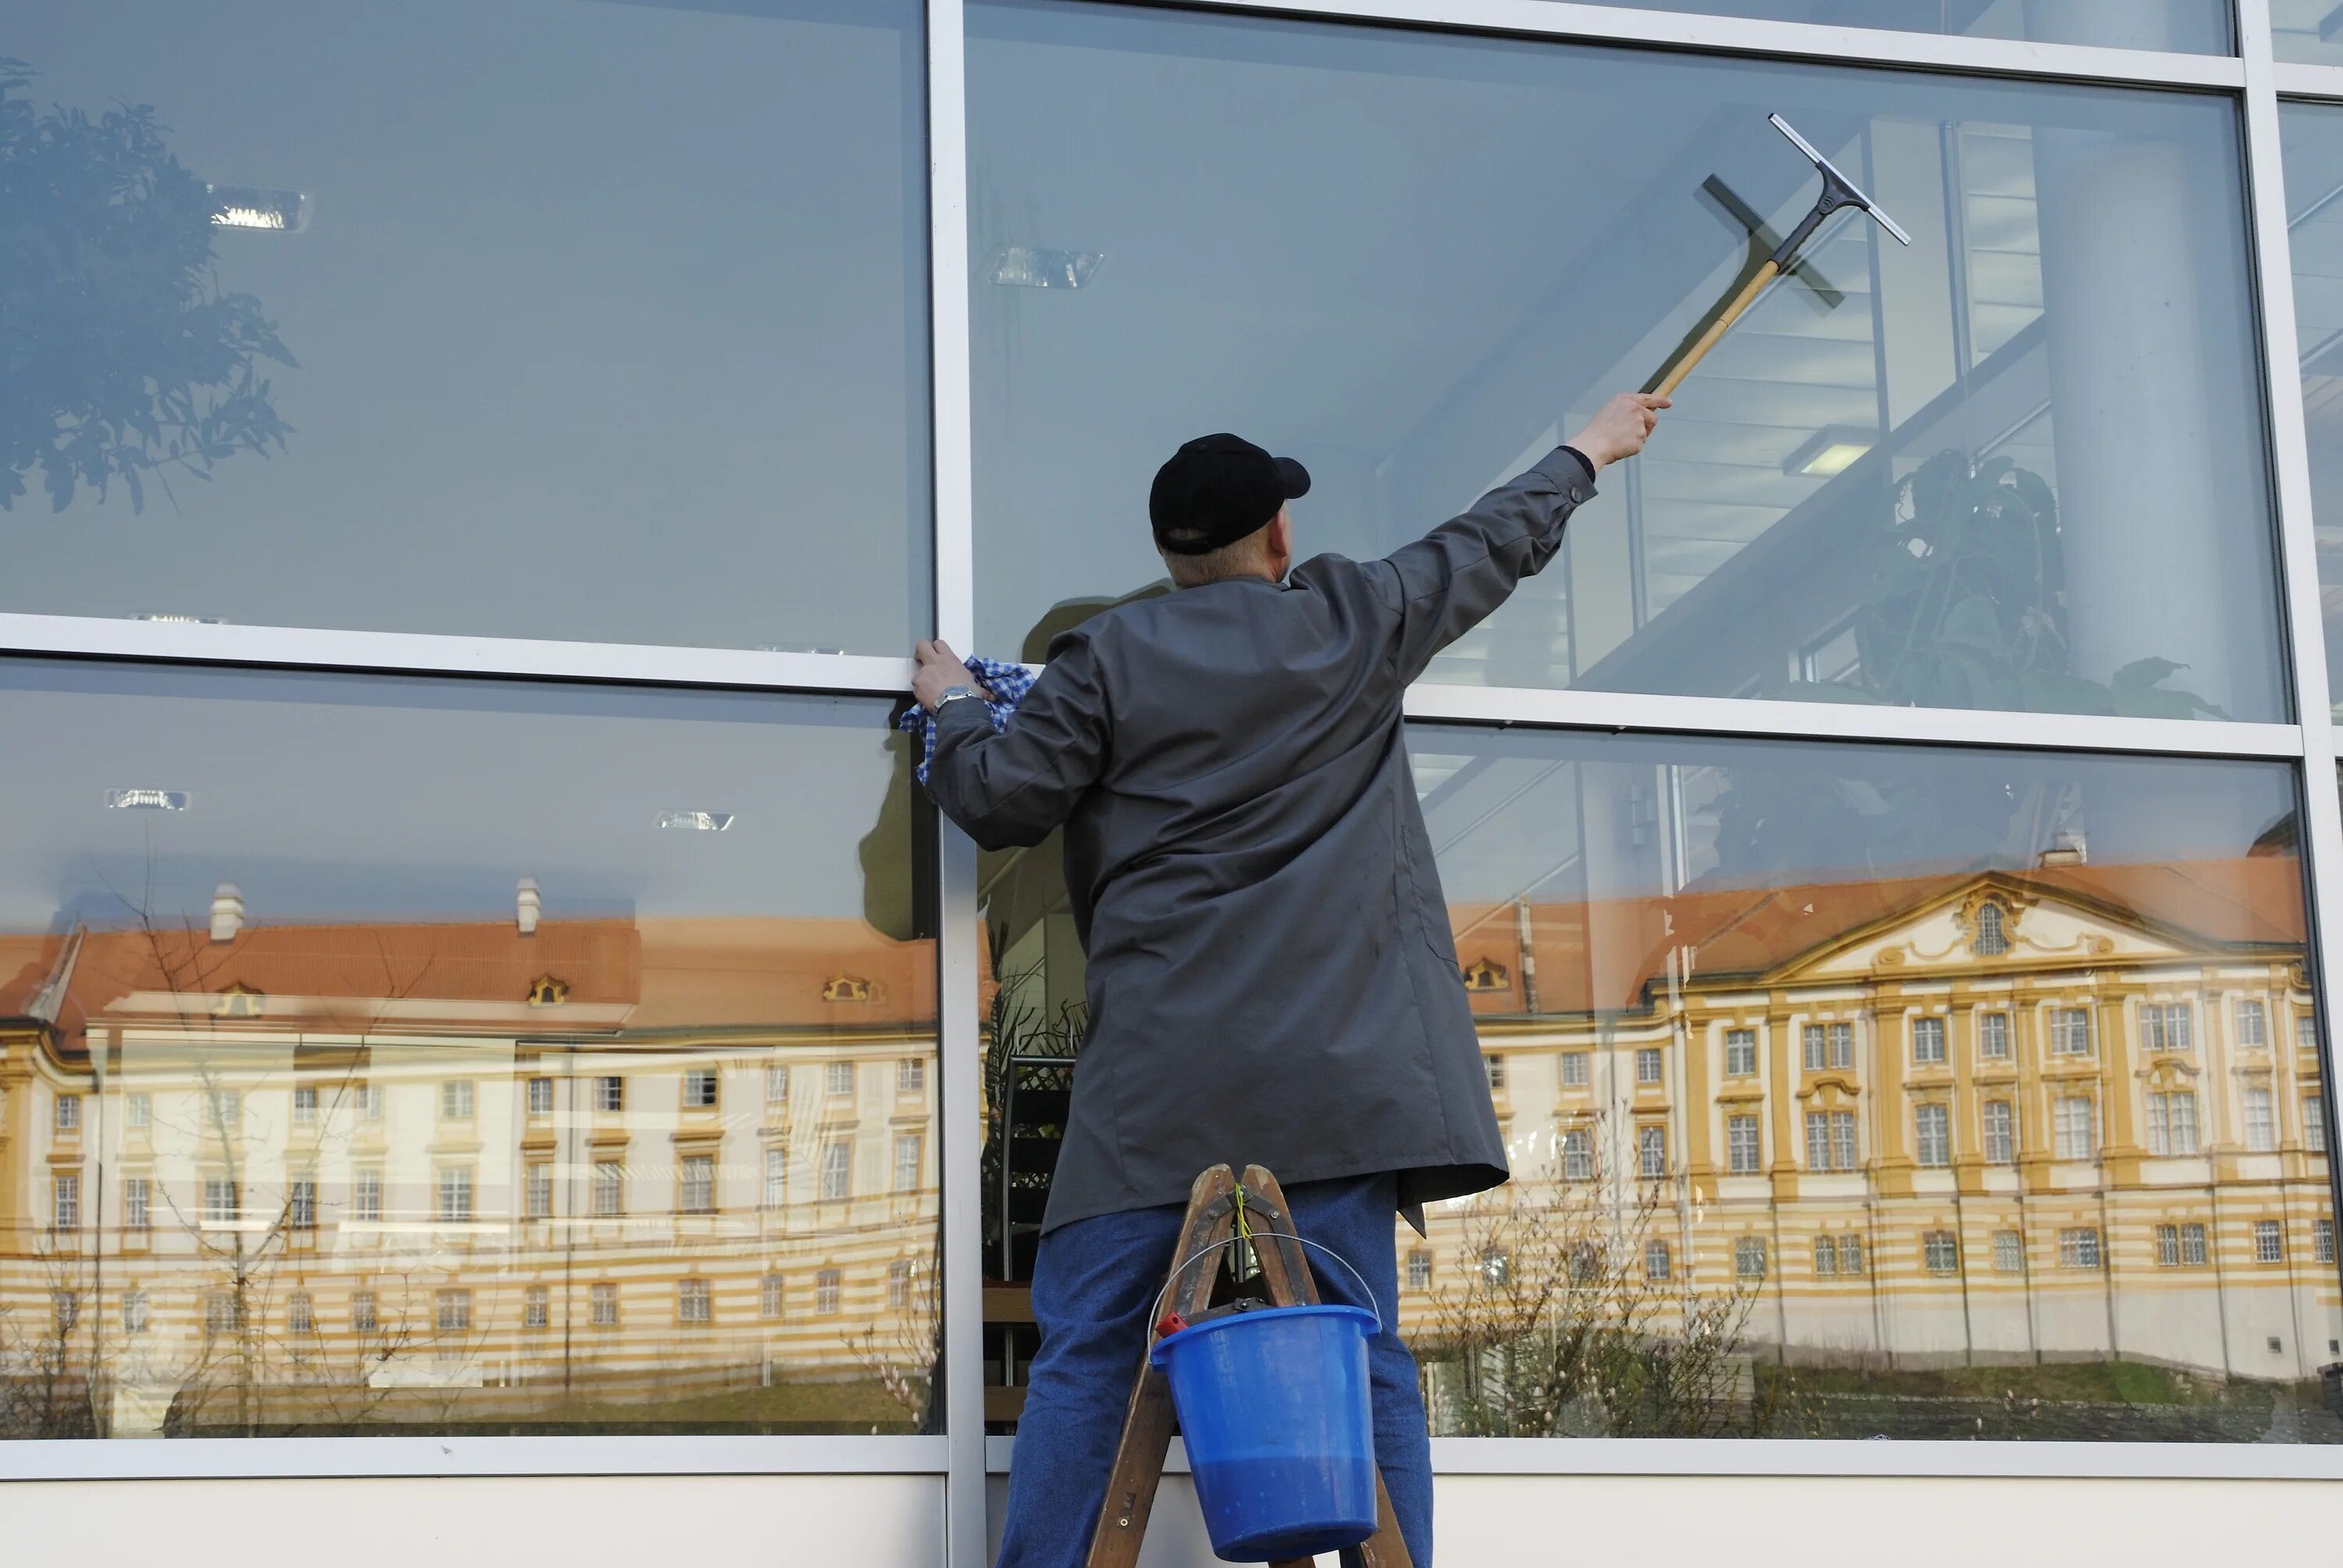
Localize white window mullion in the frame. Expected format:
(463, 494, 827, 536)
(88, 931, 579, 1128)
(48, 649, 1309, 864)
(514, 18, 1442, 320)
(1400, 682, 2302, 761)
(2240, 11, 2343, 1320)
(927, 4, 983, 1559)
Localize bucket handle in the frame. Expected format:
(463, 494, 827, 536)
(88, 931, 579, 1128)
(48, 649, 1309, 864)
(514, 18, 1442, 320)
(1151, 1229, 1385, 1341)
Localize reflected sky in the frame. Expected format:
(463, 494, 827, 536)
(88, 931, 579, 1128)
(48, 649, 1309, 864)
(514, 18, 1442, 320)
(2276, 0, 2343, 62)
(1411, 725, 2302, 907)
(5, 0, 927, 653)
(2278, 101, 2343, 723)
(0, 661, 908, 930)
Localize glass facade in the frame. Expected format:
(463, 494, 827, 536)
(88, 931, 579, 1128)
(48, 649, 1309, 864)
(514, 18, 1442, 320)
(1, 0, 2340, 1512)
(981, 725, 2343, 1439)
(2, 2, 929, 654)
(1407, 729, 2338, 1438)
(0, 661, 936, 1437)
(2281, 99, 2343, 722)
(968, 2, 2284, 719)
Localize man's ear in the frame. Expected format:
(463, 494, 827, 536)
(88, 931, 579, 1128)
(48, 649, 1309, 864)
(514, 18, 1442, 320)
(1269, 506, 1293, 561)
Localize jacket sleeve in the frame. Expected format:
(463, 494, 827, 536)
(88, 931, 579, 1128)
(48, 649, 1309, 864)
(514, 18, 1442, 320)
(924, 637, 1110, 850)
(1364, 446, 1597, 685)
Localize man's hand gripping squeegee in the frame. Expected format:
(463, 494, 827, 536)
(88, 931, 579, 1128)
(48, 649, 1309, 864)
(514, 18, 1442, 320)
(1644, 113, 1913, 400)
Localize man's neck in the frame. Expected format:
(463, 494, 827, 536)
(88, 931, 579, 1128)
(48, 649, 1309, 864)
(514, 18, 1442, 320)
(1172, 567, 1282, 590)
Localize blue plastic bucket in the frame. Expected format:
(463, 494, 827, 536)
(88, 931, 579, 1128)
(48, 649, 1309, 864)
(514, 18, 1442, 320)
(1148, 1303, 1380, 1562)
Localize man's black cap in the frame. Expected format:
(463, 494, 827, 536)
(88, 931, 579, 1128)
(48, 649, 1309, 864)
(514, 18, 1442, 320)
(1150, 433, 1311, 555)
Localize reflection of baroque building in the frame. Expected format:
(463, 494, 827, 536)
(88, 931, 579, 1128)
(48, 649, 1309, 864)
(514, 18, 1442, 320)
(1412, 861, 2341, 1381)
(0, 910, 940, 1436)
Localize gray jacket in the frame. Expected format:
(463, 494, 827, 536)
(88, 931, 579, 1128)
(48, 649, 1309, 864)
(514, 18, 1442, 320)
(929, 445, 1598, 1231)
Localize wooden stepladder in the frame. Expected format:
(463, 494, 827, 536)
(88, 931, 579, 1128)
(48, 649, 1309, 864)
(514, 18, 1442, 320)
(1085, 1164, 1414, 1568)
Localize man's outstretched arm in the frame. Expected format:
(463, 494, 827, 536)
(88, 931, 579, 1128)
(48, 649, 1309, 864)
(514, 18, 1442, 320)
(1371, 391, 1666, 684)
(916, 636, 1109, 850)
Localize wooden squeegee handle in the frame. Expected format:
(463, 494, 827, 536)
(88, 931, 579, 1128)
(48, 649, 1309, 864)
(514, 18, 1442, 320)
(1649, 258, 1779, 399)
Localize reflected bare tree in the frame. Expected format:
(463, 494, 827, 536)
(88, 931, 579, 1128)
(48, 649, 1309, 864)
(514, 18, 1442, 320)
(0, 1250, 99, 1438)
(1, 55, 294, 515)
(1418, 1118, 1781, 1438)
(2, 868, 443, 1437)
(843, 1254, 941, 1431)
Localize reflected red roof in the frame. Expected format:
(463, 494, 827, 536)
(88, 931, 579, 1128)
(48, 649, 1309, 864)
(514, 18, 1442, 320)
(0, 916, 938, 1056)
(1446, 858, 2306, 1018)
(0, 859, 2302, 1053)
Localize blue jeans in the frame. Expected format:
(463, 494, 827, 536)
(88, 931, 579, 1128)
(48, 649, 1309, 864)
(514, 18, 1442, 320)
(995, 1172, 1432, 1568)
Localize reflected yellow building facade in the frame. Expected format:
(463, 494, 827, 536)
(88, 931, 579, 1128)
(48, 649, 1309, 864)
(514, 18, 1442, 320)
(45, 857, 2323, 1438)
(1407, 859, 2343, 1385)
(0, 912, 940, 1437)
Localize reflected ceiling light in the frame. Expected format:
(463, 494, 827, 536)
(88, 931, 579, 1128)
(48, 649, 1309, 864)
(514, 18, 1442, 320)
(207, 183, 310, 233)
(990, 247, 1104, 290)
(107, 789, 189, 811)
(1782, 426, 1874, 478)
(657, 810, 734, 832)
(130, 612, 226, 624)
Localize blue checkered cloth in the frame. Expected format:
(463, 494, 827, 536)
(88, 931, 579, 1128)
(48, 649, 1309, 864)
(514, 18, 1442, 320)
(899, 655, 1035, 785)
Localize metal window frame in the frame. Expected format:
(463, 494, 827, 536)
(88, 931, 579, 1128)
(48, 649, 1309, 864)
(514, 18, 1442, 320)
(9, 0, 2343, 1531)
(980, 1431, 2343, 1479)
(928, 5, 986, 1562)
(0, 1435, 948, 1481)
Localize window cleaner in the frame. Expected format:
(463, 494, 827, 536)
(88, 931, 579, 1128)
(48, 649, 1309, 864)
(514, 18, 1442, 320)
(909, 388, 1662, 1568)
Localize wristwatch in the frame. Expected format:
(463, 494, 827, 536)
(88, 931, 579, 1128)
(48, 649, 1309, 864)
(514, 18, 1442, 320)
(933, 684, 984, 712)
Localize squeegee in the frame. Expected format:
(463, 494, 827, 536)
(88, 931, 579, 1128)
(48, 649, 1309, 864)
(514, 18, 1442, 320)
(1646, 114, 1912, 399)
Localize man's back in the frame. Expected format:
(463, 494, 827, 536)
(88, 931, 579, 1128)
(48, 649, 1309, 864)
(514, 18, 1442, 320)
(1056, 561, 1402, 946)
(928, 444, 1602, 1230)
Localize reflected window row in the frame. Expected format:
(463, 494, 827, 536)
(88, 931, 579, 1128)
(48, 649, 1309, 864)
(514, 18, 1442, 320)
(1396, 1210, 2341, 1287)
(51, 1263, 900, 1338)
(34, 1059, 933, 1225)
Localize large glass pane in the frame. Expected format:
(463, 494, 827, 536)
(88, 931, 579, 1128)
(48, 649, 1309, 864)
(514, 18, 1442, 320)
(968, 2, 2285, 721)
(0, 661, 937, 1438)
(3, 2, 928, 653)
(2276, 1, 2343, 63)
(976, 725, 2342, 1440)
(1562, 1, 2230, 53)
(1409, 729, 2337, 1439)
(2279, 102, 2343, 723)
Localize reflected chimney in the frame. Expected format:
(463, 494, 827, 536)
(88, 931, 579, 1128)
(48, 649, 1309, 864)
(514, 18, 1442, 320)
(210, 882, 244, 943)
(517, 877, 541, 937)
(2039, 833, 2088, 868)
(1514, 894, 1540, 1014)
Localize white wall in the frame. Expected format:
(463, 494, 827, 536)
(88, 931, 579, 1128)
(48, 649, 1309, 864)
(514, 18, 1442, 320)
(990, 1474, 2343, 1566)
(0, 1470, 2331, 1564)
(0, 1474, 942, 1564)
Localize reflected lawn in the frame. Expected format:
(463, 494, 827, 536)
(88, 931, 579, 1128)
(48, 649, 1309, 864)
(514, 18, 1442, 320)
(1756, 1362, 2343, 1442)
(159, 1377, 929, 1439)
